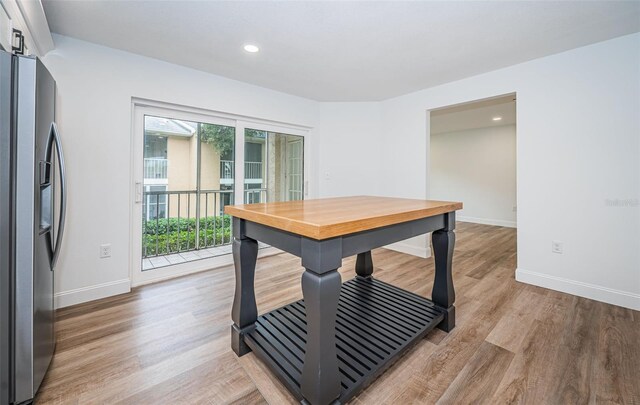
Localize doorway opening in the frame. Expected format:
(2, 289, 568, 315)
(428, 93, 517, 272)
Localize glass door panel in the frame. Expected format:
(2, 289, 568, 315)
(244, 129, 267, 203)
(198, 123, 235, 249)
(285, 137, 304, 201)
(244, 129, 304, 204)
(142, 115, 235, 269)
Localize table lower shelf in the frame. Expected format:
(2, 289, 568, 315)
(244, 276, 446, 404)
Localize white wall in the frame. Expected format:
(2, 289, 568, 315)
(379, 33, 640, 309)
(42, 35, 319, 307)
(431, 124, 517, 228)
(315, 103, 433, 258)
(317, 102, 383, 197)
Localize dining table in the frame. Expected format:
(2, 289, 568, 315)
(225, 196, 463, 405)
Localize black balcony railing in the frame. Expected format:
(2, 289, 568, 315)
(142, 189, 233, 259)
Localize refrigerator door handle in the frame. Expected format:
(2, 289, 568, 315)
(47, 122, 66, 269)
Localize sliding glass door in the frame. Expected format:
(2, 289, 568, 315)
(138, 113, 307, 271)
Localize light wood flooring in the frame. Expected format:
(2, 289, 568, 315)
(36, 222, 640, 404)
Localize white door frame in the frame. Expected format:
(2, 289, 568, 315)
(129, 100, 311, 287)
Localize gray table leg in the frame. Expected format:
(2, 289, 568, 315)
(432, 212, 456, 332)
(231, 219, 259, 356)
(300, 238, 343, 405)
(355, 251, 373, 278)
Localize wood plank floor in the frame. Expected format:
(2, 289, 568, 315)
(36, 222, 640, 404)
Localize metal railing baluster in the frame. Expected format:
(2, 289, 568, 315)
(213, 194, 217, 247)
(142, 189, 236, 259)
(186, 193, 191, 251)
(155, 194, 159, 256)
(166, 194, 170, 254)
(177, 193, 181, 253)
(204, 192, 208, 248)
(195, 192, 200, 251)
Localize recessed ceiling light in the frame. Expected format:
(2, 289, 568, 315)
(492, 116, 502, 121)
(244, 44, 259, 53)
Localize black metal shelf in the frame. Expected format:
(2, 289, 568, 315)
(245, 277, 445, 404)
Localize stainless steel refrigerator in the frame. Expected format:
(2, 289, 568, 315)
(0, 51, 66, 405)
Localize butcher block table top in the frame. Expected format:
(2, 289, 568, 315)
(224, 196, 463, 240)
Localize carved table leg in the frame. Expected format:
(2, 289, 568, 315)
(300, 238, 343, 405)
(231, 218, 258, 356)
(432, 212, 456, 332)
(301, 269, 342, 404)
(355, 251, 373, 278)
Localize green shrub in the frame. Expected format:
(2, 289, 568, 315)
(143, 215, 232, 256)
(143, 215, 231, 235)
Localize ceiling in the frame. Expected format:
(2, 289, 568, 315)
(431, 94, 516, 134)
(42, 1, 640, 102)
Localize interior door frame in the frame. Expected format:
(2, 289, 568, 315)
(424, 92, 518, 259)
(129, 99, 311, 287)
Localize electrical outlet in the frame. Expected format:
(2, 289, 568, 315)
(512, 206, 517, 212)
(551, 241, 563, 254)
(100, 244, 111, 258)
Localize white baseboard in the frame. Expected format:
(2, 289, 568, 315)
(384, 242, 431, 259)
(457, 215, 517, 228)
(55, 278, 131, 309)
(55, 247, 284, 308)
(516, 268, 640, 311)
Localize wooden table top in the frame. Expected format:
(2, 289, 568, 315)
(225, 196, 462, 240)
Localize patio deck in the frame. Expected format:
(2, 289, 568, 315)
(142, 242, 269, 270)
